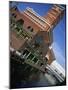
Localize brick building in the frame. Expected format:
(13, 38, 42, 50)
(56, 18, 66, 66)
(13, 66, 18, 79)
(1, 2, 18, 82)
(10, 4, 65, 74)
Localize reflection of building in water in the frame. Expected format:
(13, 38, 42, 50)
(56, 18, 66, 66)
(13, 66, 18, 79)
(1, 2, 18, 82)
(10, 4, 65, 88)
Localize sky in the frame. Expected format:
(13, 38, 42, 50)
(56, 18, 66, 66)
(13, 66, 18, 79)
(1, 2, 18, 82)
(10, 2, 66, 69)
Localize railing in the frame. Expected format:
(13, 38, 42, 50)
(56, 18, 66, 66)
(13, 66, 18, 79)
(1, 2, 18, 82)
(10, 47, 47, 72)
(46, 64, 65, 82)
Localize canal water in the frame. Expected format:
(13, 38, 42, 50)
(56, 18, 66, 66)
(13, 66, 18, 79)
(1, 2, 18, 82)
(10, 57, 59, 89)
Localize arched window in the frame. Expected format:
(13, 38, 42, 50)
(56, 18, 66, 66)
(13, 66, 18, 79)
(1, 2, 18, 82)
(27, 26, 31, 29)
(27, 26, 34, 32)
(16, 19, 24, 31)
(17, 19, 24, 26)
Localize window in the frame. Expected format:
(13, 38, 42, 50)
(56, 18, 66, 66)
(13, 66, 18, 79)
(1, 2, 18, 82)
(16, 19, 24, 31)
(12, 13, 17, 18)
(27, 54, 34, 60)
(33, 58, 38, 63)
(30, 28, 33, 32)
(45, 68, 47, 71)
(27, 26, 34, 32)
(23, 49, 29, 56)
(27, 26, 31, 29)
(17, 19, 24, 26)
(40, 63, 43, 66)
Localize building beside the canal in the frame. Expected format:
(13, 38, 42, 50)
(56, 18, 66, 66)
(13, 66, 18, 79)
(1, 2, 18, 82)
(10, 4, 65, 88)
